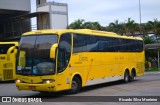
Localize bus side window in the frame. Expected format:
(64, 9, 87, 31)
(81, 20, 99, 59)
(73, 34, 87, 53)
(57, 33, 71, 73)
(57, 47, 66, 72)
(0, 44, 15, 54)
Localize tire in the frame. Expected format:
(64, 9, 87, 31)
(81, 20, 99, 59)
(129, 70, 136, 82)
(123, 70, 129, 83)
(69, 77, 81, 94)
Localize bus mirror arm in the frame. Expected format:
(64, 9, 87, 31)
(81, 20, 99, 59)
(50, 43, 58, 59)
(15, 46, 19, 49)
(7, 46, 16, 60)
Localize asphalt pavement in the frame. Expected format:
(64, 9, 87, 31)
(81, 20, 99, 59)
(0, 72, 160, 105)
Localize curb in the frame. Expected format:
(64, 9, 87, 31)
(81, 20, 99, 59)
(145, 72, 160, 74)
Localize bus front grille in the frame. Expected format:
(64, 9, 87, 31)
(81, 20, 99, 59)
(3, 69, 13, 80)
(3, 63, 13, 68)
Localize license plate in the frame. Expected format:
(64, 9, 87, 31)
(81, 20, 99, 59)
(29, 86, 36, 90)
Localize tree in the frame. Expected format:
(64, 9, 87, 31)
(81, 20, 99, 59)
(141, 22, 153, 37)
(147, 19, 160, 43)
(108, 20, 125, 35)
(153, 19, 160, 42)
(82, 21, 101, 30)
(68, 19, 85, 29)
(68, 19, 102, 30)
(68, 18, 160, 39)
(143, 36, 153, 44)
(125, 18, 137, 36)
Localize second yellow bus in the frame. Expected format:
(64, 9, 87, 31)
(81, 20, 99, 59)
(0, 42, 18, 81)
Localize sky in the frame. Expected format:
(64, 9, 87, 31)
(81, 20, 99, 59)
(31, 0, 160, 26)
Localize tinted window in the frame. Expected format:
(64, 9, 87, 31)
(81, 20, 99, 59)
(34, 35, 57, 75)
(73, 34, 87, 53)
(35, 35, 57, 59)
(120, 39, 143, 52)
(87, 35, 98, 52)
(120, 39, 132, 51)
(73, 34, 120, 52)
(87, 36, 120, 52)
(135, 40, 143, 52)
(0, 44, 15, 54)
(99, 37, 119, 52)
(73, 34, 143, 53)
(58, 33, 71, 73)
(19, 36, 36, 67)
(17, 35, 58, 76)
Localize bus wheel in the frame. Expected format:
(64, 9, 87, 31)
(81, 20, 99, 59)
(123, 70, 129, 83)
(70, 77, 81, 94)
(129, 70, 136, 82)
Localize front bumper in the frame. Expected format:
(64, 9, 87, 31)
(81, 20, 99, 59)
(16, 82, 56, 92)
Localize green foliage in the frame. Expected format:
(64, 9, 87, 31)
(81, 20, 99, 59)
(143, 36, 153, 44)
(124, 18, 137, 35)
(68, 18, 160, 37)
(68, 19, 103, 30)
(145, 67, 158, 72)
(108, 20, 125, 35)
(68, 19, 85, 29)
(145, 49, 158, 68)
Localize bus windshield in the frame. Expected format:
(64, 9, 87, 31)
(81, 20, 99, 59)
(0, 44, 15, 54)
(17, 35, 58, 76)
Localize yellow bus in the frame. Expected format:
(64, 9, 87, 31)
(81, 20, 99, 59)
(0, 42, 18, 81)
(16, 29, 144, 93)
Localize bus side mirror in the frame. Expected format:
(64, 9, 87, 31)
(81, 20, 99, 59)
(50, 43, 58, 58)
(7, 46, 16, 60)
(14, 46, 18, 54)
(19, 51, 26, 67)
(15, 46, 19, 49)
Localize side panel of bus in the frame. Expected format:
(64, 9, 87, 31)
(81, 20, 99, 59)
(70, 52, 144, 87)
(69, 33, 144, 87)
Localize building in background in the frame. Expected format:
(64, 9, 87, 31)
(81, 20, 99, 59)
(36, 0, 68, 29)
(0, 0, 31, 41)
(37, 0, 47, 5)
(0, 0, 68, 41)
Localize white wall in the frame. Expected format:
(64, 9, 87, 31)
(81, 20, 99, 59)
(37, 2, 68, 29)
(51, 14, 68, 29)
(0, 0, 31, 11)
(37, 5, 49, 12)
(51, 5, 67, 12)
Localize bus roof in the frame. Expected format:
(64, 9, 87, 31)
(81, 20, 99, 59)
(22, 29, 143, 40)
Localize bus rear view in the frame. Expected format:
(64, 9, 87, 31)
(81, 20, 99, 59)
(0, 42, 18, 81)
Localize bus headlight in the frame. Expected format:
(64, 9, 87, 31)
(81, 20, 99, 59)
(43, 79, 54, 84)
(16, 79, 21, 83)
(46, 80, 51, 84)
